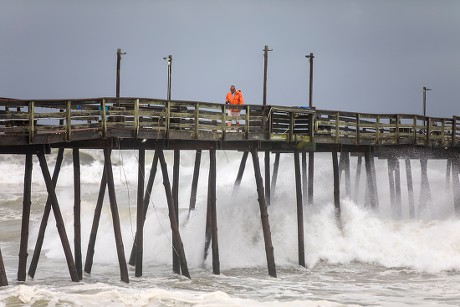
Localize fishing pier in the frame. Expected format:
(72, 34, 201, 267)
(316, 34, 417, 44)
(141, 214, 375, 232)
(0, 97, 459, 285)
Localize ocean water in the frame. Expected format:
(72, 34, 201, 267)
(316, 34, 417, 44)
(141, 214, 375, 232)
(1, 149, 460, 306)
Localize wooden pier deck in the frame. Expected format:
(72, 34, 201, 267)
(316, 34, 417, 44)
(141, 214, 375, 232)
(0, 97, 459, 285)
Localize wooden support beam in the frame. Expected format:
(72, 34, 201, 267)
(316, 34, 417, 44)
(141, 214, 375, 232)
(301, 153, 307, 206)
(364, 151, 379, 210)
(387, 158, 396, 213)
(405, 158, 415, 218)
(0, 249, 7, 286)
(308, 152, 315, 205)
(84, 166, 107, 274)
(271, 153, 280, 199)
(37, 152, 79, 282)
(332, 150, 342, 229)
(18, 153, 33, 281)
(452, 157, 460, 216)
(446, 158, 452, 187)
(250, 149, 277, 277)
(135, 149, 145, 277)
(394, 157, 402, 219)
(370, 154, 380, 210)
(203, 181, 212, 262)
(73, 148, 82, 280)
(189, 150, 202, 212)
(265, 151, 271, 206)
(172, 150, 181, 274)
(419, 158, 432, 213)
(103, 148, 129, 283)
(354, 156, 362, 203)
(209, 149, 220, 274)
(339, 152, 351, 198)
(157, 150, 191, 278)
(294, 152, 305, 267)
(233, 151, 249, 195)
(28, 148, 65, 278)
(129, 150, 159, 266)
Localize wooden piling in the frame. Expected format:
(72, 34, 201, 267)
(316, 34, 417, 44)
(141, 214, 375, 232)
(250, 149, 277, 277)
(294, 152, 305, 267)
(0, 249, 7, 286)
(452, 157, 460, 216)
(339, 152, 351, 198)
(37, 152, 79, 282)
(129, 150, 159, 266)
(135, 149, 145, 277)
(157, 150, 191, 278)
(172, 150, 181, 274)
(28, 148, 65, 279)
(265, 151, 271, 206)
(189, 150, 202, 212)
(405, 158, 415, 218)
(332, 150, 342, 229)
(18, 153, 33, 281)
(103, 148, 129, 283)
(233, 151, 249, 195)
(203, 180, 212, 262)
(84, 166, 107, 274)
(394, 157, 402, 218)
(308, 152, 315, 205)
(73, 148, 82, 280)
(446, 158, 452, 187)
(301, 153, 307, 205)
(364, 151, 379, 210)
(419, 157, 432, 213)
(209, 149, 220, 274)
(271, 153, 280, 199)
(354, 156, 362, 203)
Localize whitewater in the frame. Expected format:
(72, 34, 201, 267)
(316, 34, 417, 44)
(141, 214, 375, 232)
(1, 149, 460, 306)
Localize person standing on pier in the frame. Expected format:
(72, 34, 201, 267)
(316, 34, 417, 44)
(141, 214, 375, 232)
(225, 85, 244, 127)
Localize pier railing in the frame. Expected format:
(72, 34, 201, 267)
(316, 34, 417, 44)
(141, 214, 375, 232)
(0, 98, 459, 147)
(0, 98, 314, 145)
(315, 110, 460, 147)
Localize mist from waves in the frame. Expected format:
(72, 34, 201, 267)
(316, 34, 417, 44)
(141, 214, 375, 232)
(1, 149, 460, 305)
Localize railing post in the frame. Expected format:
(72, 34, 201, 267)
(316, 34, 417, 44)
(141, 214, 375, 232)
(66, 100, 72, 142)
(375, 115, 380, 144)
(28, 101, 35, 144)
(395, 114, 400, 145)
(289, 112, 294, 142)
(166, 101, 171, 139)
(453, 117, 457, 147)
(134, 99, 140, 137)
(426, 117, 431, 146)
(441, 118, 446, 146)
(222, 105, 226, 140)
(101, 99, 107, 138)
(194, 102, 199, 139)
(356, 113, 360, 145)
(335, 112, 339, 143)
(245, 105, 250, 140)
(413, 116, 417, 144)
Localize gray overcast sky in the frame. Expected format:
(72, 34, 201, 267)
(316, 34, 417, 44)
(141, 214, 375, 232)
(1, 0, 459, 117)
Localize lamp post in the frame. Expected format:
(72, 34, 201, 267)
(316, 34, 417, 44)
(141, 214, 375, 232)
(116, 48, 126, 98)
(305, 53, 314, 109)
(262, 45, 273, 108)
(422, 86, 431, 117)
(163, 55, 173, 101)
(305, 52, 315, 206)
(262, 45, 272, 207)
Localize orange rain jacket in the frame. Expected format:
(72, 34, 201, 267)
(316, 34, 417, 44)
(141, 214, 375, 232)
(225, 90, 244, 112)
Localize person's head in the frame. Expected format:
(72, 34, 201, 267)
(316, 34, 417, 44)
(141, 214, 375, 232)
(230, 85, 236, 93)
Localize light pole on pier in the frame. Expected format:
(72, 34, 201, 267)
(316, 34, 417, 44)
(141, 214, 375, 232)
(163, 55, 173, 101)
(116, 48, 126, 98)
(422, 86, 431, 117)
(305, 53, 314, 109)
